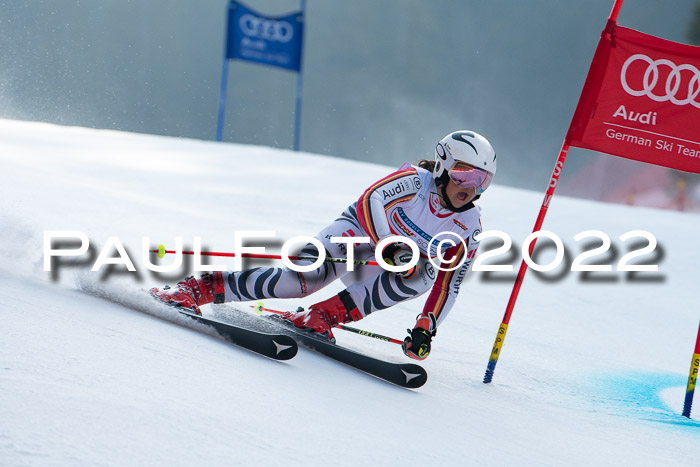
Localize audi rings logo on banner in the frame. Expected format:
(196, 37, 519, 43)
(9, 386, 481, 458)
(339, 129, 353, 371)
(239, 14, 294, 43)
(620, 54, 700, 109)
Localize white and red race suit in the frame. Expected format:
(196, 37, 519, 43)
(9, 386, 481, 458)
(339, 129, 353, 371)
(221, 163, 482, 326)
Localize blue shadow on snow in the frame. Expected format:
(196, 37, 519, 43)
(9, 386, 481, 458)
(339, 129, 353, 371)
(591, 371, 700, 431)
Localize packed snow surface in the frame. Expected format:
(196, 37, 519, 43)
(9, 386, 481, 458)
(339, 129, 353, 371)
(1, 119, 698, 466)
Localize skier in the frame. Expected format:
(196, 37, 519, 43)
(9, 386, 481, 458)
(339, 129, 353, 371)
(150, 130, 496, 360)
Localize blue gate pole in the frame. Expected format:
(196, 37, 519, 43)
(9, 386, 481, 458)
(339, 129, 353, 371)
(216, 58, 230, 142)
(293, 67, 303, 151)
(293, 0, 306, 151)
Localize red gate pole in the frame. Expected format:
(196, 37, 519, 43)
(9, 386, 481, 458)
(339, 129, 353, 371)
(483, 142, 570, 383)
(482, 0, 625, 385)
(682, 320, 700, 418)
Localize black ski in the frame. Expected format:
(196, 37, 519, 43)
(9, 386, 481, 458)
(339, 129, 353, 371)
(265, 314, 427, 388)
(77, 282, 299, 360)
(179, 309, 298, 361)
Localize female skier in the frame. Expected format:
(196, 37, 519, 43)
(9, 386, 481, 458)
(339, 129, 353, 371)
(150, 130, 497, 360)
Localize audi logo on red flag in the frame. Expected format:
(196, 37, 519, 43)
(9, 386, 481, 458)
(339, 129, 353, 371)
(621, 54, 700, 108)
(568, 24, 700, 175)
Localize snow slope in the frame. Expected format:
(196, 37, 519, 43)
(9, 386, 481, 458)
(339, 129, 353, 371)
(1, 119, 698, 466)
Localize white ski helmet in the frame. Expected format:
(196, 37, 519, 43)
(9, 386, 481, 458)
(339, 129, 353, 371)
(434, 130, 497, 191)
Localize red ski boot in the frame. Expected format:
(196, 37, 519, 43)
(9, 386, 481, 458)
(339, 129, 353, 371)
(149, 272, 225, 315)
(282, 291, 362, 343)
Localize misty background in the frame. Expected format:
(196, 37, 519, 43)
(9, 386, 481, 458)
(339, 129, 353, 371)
(0, 0, 698, 193)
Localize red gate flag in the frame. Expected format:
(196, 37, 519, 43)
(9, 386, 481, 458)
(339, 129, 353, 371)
(567, 20, 700, 174)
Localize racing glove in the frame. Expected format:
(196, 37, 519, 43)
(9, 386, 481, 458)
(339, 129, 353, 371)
(382, 242, 419, 279)
(402, 312, 437, 360)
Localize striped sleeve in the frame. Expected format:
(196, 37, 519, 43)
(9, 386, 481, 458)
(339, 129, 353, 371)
(355, 167, 420, 244)
(422, 233, 480, 326)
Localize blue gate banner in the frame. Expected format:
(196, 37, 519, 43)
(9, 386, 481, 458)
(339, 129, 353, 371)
(226, 0, 304, 72)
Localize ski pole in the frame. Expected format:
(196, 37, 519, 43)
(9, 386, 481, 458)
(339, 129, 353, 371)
(152, 245, 380, 266)
(252, 302, 402, 345)
(336, 324, 403, 345)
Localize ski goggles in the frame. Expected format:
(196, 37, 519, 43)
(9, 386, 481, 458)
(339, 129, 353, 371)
(448, 165, 493, 193)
